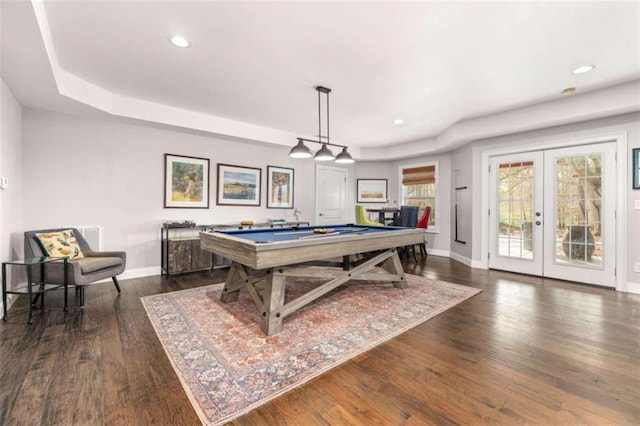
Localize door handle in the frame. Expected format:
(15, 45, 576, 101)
(535, 212, 541, 217)
(319, 213, 324, 216)
(535, 221, 542, 226)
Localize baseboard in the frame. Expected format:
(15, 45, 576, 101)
(623, 281, 640, 295)
(427, 248, 449, 258)
(448, 253, 486, 270)
(0, 293, 19, 316)
(470, 259, 486, 269)
(95, 266, 162, 283)
(449, 252, 472, 267)
(120, 267, 162, 280)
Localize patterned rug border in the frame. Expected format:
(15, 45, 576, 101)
(141, 274, 482, 425)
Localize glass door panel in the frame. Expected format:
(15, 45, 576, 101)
(543, 143, 616, 287)
(553, 153, 602, 267)
(496, 161, 534, 259)
(489, 152, 543, 276)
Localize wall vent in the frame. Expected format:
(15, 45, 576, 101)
(66, 225, 102, 250)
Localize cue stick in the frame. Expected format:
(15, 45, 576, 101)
(278, 230, 315, 235)
(297, 227, 371, 239)
(339, 227, 369, 233)
(282, 227, 370, 237)
(298, 232, 341, 239)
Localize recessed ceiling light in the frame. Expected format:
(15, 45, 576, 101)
(393, 118, 404, 125)
(170, 36, 190, 48)
(562, 87, 577, 96)
(572, 64, 595, 75)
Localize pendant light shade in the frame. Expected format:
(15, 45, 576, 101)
(289, 139, 313, 158)
(314, 143, 335, 161)
(334, 146, 355, 164)
(290, 86, 355, 163)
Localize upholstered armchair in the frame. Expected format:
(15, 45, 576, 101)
(355, 205, 382, 226)
(24, 228, 126, 306)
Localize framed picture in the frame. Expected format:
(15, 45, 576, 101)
(164, 154, 210, 208)
(357, 179, 388, 203)
(217, 163, 262, 206)
(267, 166, 294, 209)
(633, 148, 640, 189)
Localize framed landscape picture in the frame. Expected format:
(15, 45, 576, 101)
(267, 166, 294, 209)
(357, 179, 388, 203)
(164, 154, 210, 208)
(217, 163, 261, 206)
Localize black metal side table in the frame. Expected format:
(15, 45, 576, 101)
(2, 256, 68, 324)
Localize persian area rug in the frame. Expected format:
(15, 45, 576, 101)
(141, 273, 481, 425)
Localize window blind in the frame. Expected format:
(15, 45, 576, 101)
(498, 161, 534, 168)
(402, 165, 436, 185)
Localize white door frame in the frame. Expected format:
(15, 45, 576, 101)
(481, 132, 628, 291)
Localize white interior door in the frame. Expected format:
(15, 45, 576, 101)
(315, 165, 348, 225)
(489, 142, 616, 287)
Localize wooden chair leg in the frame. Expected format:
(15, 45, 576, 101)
(112, 276, 121, 293)
(419, 243, 427, 257)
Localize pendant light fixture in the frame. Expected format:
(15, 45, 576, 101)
(288, 139, 313, 158)
(335, 146, 354, 163)
(289, 86, 355, 164)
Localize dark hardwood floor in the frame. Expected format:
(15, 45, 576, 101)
(1, 256, 639, 425)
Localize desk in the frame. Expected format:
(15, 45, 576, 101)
(200, 224, 423, 334)
(2, 257, 68, 324)
(366, 208, 401, 225)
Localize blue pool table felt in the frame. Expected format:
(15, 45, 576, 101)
(218, 224, 397, 243)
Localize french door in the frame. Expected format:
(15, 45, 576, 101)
(489, 142, 616, 287)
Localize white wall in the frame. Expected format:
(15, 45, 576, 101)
(19, 106, 640, 292)
(21, 109, 319, 277)
(453, 112, 640, 290)
(0, 79, 24, 292)
(450, 144, 473, 262)
(20, 106, 459, 279)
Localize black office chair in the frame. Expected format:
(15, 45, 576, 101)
(393, 206, 419, 261)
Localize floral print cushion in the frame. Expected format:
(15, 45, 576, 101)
(35, 229, 85, 260)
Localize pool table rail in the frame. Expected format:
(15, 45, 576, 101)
(200, 227, 424, 270)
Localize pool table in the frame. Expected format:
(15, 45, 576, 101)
(200, 224, 424, 335)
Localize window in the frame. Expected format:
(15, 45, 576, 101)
(399, 162, 438, 230)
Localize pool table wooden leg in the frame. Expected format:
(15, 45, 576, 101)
(220, 262, 244, 303)
(261, 271, 286, 335)
(381, 250, 408, 289)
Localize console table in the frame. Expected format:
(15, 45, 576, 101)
(2, 256, 68, 324)
(161, 221, 309, 275)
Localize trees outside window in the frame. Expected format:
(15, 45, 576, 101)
(400, 162, 438, 230)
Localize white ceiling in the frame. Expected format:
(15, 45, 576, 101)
(2, 1, 639, 159)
